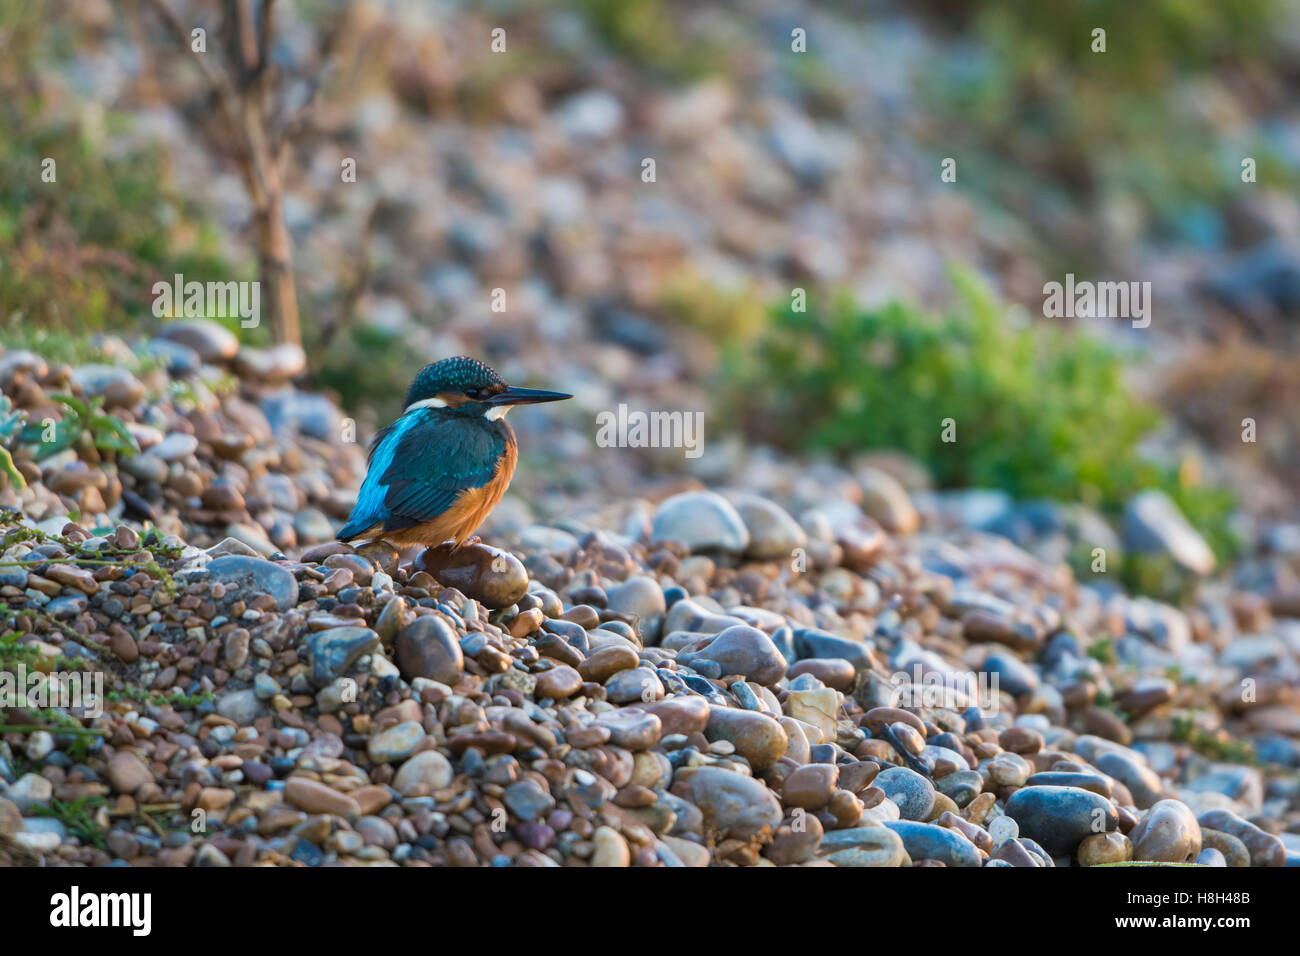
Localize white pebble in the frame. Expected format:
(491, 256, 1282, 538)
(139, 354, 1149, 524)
(988, 814, 1019, 847)
(24, 731, 54, 761)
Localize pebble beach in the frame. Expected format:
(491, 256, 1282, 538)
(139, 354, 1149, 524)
(1, 323, 1297, 869)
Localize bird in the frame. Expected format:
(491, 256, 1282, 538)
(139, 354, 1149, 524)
(336, 356, 571, 549)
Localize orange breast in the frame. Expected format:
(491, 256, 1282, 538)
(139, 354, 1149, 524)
(380, 435, 518, 547)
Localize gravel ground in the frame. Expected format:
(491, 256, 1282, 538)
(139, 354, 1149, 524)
(1, 329, 1298, 867)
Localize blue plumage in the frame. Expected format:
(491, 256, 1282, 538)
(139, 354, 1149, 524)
(336, 355, 570, 545)
(336, 405, 510, 539)
(335, 409, 421, 540)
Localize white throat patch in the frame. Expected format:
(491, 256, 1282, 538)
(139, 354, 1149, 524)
(484, 405, 510, 421)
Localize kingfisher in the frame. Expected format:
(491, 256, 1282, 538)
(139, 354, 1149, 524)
(336, 356, 571, 549)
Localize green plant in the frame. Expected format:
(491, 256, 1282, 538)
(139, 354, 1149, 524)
(573, 0, 721, 79)
(0, 4, 234, 340)
(1172, 714, 1259, 765)
(0, 394, 26, 488)
(30, 796, 108, 850)
(105, 686, 213, 709)
(0, 629, 108, 764)
(1086, 639, 1117, 667)
(18, 393, 139, 461)
(707, 269, 1238, 569)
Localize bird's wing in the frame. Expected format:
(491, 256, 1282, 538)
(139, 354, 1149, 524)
(335, 420, 407, 539)
(374, 412, 508, 532)
(365, 421, 397, 466)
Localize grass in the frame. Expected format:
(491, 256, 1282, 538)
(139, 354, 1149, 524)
(105, 686, 214, 710)
(29, 796, 108, 850)
(1092, 861, 1205, 867)
(1172, 713, 1259, 766)
(572, 0, 725, 80)
(0, 4, 247, 347)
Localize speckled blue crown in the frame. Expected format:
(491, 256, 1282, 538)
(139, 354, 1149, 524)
(405, 356, 505, 406)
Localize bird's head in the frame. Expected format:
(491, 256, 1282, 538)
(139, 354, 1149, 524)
(403, 356, 571, 419)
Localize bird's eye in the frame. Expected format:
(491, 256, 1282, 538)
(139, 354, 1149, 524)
(465, 387, 484, 400)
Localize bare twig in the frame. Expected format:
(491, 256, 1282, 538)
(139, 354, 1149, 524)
(139, 0, 301, 347)
(311, 200, 381, 359)
(139, 0, 249, 162)
(256, 0, 277, 84)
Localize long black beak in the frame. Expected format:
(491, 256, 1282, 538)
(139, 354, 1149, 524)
(487, 385, 572, 406)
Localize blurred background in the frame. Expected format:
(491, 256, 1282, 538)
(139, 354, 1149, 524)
(5, 0, 1300, 593)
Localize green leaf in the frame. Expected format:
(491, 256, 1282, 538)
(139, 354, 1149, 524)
(0, 447, 24, 488)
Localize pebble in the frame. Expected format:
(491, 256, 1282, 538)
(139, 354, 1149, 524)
(590, 826, 631, 867)
(680, 625, 786, 685)
(503, 780, 555, 822)
(1123, 490, 1216, 576)
(1196, 809, 1286, 867)
(0, 798, 21, 836)
(783, 687, 841, 741)
(651, 491, 750, 554)
(824, 826, 909, 867)
(1005, 786, 1118, 858)
(1199, 828, 1252, 868)
(23, 732, 54, 761)
(883, 821, 982, 867)
(730, 493, 806, 560)
(535, 665, 582, 699)
(687, 766, 782, 840)
(392, 751, 454, 797)
(704, 707, 788, 770)
(873, 766, 936, 821)
(367, 721, 426, 763)
(205, 555, 299, 611)
(0, 326, 1293, 873)
(934, 770, 983, 807)
(794, 628, 874, 671)
(394, 616, 464, 684)
(1094, 751, 1164, 809)
(416, 543, 528, 609)
(216, 689, 266, 725)
(158, 318, 239, 361)
(980, 651, 1038, 697)
(1129, 799, 1202, 863)
(1077, 831, 1132, 866)
(284, 778, 360, 820)
(306, 626, 380, 686)
(781, 764, 838, 810)
(106, 753, 153, 795)
(605, 575, 666, 640)
(857, 468, 919, 535)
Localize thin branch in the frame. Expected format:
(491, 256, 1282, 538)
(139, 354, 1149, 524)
(140, 0, 249, 163)
(272, 13, 344, 156)
(228, 0, 259, 81)
(312, 201, 380, 357)
(257, 0, 277, 84)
